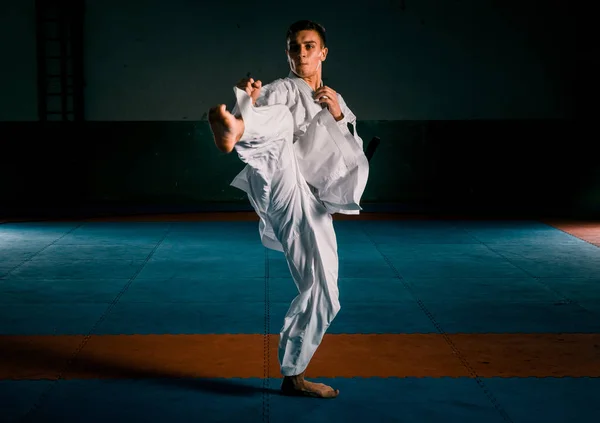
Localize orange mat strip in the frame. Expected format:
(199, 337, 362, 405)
(545, 220, 600, 247)
(2, 333, 598, 380)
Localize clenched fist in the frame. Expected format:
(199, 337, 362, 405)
(236, 77, 262, 105)
(314, 86, 343, 121)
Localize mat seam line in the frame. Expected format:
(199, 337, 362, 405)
(455, 223, 594, 314)
(263, 247, 271, 423)
(19, 224, 172, 422)
(543, 221, 600, 249)
(1, 223, 83, 280)
(484, 243, 590, 311)
(361, 222, 515, 423)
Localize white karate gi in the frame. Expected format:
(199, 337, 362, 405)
(230, 72, 369, 376)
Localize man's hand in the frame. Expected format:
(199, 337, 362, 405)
(314, 86, 344, 121)
(236, 77, 262, 105)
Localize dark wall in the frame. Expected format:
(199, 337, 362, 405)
(1, 0, 578, 121)
(1, 119, 595, 218)
(1, 1, 592, 219)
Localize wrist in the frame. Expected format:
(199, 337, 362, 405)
(334, 113, 344, 122)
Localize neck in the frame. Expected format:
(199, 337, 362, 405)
(292, 71, 322, 91)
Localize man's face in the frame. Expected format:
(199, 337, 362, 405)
(286, 30, 328, 78)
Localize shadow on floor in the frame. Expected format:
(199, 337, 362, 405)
(0, 336, 282, 397)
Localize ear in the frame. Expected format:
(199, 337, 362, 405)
(321, 47, 329, 61)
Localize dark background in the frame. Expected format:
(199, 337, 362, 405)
(0, 0, 594, 219)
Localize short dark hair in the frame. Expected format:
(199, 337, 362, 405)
(286, 20, 327, 48)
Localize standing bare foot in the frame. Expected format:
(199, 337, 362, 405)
(208, 104, 245, 153)
(281, 373, 339, 399)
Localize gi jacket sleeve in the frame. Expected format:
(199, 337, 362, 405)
(293, 94, 369, 214)
(232, 86, 294, 166)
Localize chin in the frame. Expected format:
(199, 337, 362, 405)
(294, 68, 312, 78)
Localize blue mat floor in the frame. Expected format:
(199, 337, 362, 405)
(1, 219, 599, 422)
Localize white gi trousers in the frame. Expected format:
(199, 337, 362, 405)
(230, 83, 367, 376)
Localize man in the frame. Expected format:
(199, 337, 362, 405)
(208, 20, 369, 399)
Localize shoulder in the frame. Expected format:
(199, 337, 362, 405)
(256, 78, 298, 107)
(263, 78, 297, 94)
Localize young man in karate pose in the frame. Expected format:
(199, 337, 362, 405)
(208, 20, 369, 398)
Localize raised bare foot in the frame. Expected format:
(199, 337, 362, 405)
(208, 104, 244, 153)
(281, 374, 339, 399)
